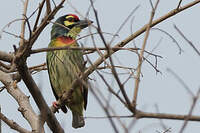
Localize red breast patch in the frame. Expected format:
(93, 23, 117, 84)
(55, 36, 76, 46)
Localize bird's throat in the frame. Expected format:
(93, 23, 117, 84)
(55, 36, 76, 47)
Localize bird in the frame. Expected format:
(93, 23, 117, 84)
(46, 14, 92, 128)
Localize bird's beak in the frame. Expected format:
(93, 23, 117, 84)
(75, 20, 93, 29)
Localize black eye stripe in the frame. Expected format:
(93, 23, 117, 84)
(66, 16, 79, 22)
(66, 17, 76, 22)
(67, 17, 73, 22)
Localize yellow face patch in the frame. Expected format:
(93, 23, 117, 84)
(64, 16, 74, 27)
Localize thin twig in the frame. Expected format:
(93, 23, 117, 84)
(29, 63, 46, 70)
(93, 81, 128, 133)
(109, 5, 140, 44)
(33, 0, 45, 31)
(90, 85, 120, 133)
(0, 86, 5, 92)
(2, 31, 26, 40)
(177, 0, 183, 9)
(52, 0, 56, 7)
(0, 18, 24, 39)
(77, 32, 119, 41)
(89, 60, 127, 106)
(133, 0, 160, 107)
(140, 37, 163, 74)
(46, 0, 52, 14)
(19, 0, 29, 46)
(179, 89, 200, 133)
(174, 24, 200, 57)
(23, 15, 32, 39)
(151, 27, 183, 54)
(155, 104, 168, 130)
(143, 57, 161, 73)
(163, 128, 172, 133)
(167, 68, 195, 97)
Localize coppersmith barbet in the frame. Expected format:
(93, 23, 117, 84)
(46, 14, 92, 128)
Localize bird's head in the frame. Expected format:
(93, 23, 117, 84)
(51, 14, 93, 40)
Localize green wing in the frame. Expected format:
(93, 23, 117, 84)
(46, 40, 68, 113)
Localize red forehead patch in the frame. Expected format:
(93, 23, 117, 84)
(68, 14, 79, 21)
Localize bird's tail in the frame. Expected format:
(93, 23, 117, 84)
(72, 112, 85, 128)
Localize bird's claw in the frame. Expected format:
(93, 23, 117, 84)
(52, 101, 59, 113)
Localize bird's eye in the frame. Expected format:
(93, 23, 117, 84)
(67, 17, 74, 22)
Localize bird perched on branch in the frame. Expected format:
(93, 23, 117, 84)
(46, 14, 92, 128)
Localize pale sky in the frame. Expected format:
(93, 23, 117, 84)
(0, 0, 200, 133)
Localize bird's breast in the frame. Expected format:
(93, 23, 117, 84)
(54, 36, 76, 47)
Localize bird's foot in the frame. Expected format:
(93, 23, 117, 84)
(83, 61, 87, 67)
(52, 101, 59, 113)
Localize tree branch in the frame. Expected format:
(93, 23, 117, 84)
(0, 51, 13, 63)
(0, 112, 31, 133)
(0, 70, 40, 132)
(31, 46, 140, 54)
(15, 63, 64, 133)
(136, 110, 200, 122)
(19, 0, 29, 46)
(13, 1, 66, 132)
(133, 0, 159, 107)
(85, 112, 200, 122)
(33, 0, 45, 32)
